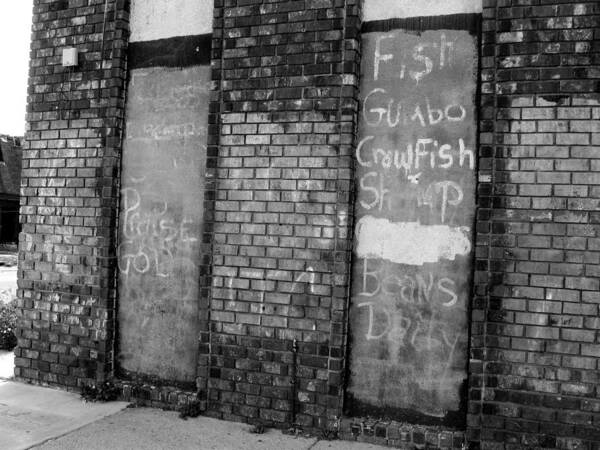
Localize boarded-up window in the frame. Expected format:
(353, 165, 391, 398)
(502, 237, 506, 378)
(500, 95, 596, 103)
(117, 66, 210, 384)
(346, 26, 478, 423)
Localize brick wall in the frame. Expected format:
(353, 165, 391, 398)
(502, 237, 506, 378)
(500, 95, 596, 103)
(204, 0, 360, 429)
(471, 1, 600, 448)
(15, 0, 600, 447)
(15, 0, 129, 388)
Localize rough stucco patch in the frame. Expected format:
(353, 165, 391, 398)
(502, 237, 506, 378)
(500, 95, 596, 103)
(363, 0, 482, 22)
(354, 216, 471, 265)
(130, 0, 213, 42)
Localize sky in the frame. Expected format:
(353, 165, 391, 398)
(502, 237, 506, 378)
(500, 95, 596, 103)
(0, 1, 34, 137)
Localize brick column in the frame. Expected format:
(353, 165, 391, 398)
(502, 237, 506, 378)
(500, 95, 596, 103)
(471, 1, 600, 447)
(205, 0, 361, 430)
(467, 0, 497, 443)
(16, 0, 129, 388)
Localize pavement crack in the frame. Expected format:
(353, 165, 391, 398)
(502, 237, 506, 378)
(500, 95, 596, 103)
(306, 438, 320, 450)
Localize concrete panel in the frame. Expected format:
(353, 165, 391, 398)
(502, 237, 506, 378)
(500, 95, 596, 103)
(130, 0, 213, 42)
(117, 66, 210, 384)
(363, 0, 482, 22)
(347, 27, 478, 424)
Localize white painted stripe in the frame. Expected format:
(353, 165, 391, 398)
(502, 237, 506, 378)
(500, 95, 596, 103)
(355, 216, 471, 265)
(130, 0, 213, 43)
(363, 0, 482, 22)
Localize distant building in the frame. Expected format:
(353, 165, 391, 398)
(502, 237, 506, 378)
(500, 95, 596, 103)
(0, 135, 22, 245)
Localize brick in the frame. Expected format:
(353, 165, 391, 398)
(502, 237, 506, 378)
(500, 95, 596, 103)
(471, 3, 600, 447)
(17, 1, 600, 447)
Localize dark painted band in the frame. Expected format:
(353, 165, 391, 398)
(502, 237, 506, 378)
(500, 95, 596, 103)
(128, 34, 212, 69)
(362, 13, 481, 35)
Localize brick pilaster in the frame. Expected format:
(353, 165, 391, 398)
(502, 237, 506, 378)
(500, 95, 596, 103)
(16, 0, 129, 388)
(205, 0, 361, 430)
(472, 1, 600, 447)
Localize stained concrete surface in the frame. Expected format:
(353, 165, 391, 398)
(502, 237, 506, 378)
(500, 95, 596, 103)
(0, 381, 129, 450)
(32, 408, 388, 450)
(0, 380, 388, 450)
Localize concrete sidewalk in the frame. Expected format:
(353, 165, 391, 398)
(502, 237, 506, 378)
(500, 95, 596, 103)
(0, 380, 387, 450)
(0, 381, 129, 450)
(31, 407, 387, 450)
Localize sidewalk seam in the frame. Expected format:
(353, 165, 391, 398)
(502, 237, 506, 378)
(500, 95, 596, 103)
(306, 439, 320, 450)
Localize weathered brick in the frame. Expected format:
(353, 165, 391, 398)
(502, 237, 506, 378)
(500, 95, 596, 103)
(203, 0, 361, 430)
(16, 0, 129, 389)
(16, 1, 600, 447)
(473, 2, 600, 448)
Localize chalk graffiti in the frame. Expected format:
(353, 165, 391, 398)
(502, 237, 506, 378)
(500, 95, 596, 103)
(426, 181, 464, 224)
(357, 257, 459, 307)
(120, 187, 198, 244)
(356, 135, 475, 173)
(363, 89, 466, 128)
(338, 208, 348, 227)
(354, 298, 462, 407)
(117, 65, 209, 383)
(291, 266, 316, 294)
(118, 187, 198, 282)
(221, 267, 317, 297)
(374, 33, 455, 82)
(357, 301, 460, 350)
(348, 27, 477, 416)
(217, 266, 319, 319)
(359, 174, 464, 224)
(117, 182, 200, 303)
(132, 77, 208, 111)
(141, 122, 205, 140)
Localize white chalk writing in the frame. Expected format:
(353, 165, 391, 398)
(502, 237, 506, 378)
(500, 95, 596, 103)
(363, 90, 466, 128)
(374, 33, 455, 83)
(291, 266, 316, 294)
(357, 302, 459, 348)
(348, 28, 477, 415)
(359, 174, 464, 224)
(141, 122, 205, 140)
(132, 78, 208, 111)
(358, 257, 458, 307)
(356, 136, 475, 173)
(118, 186, 198, 281)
